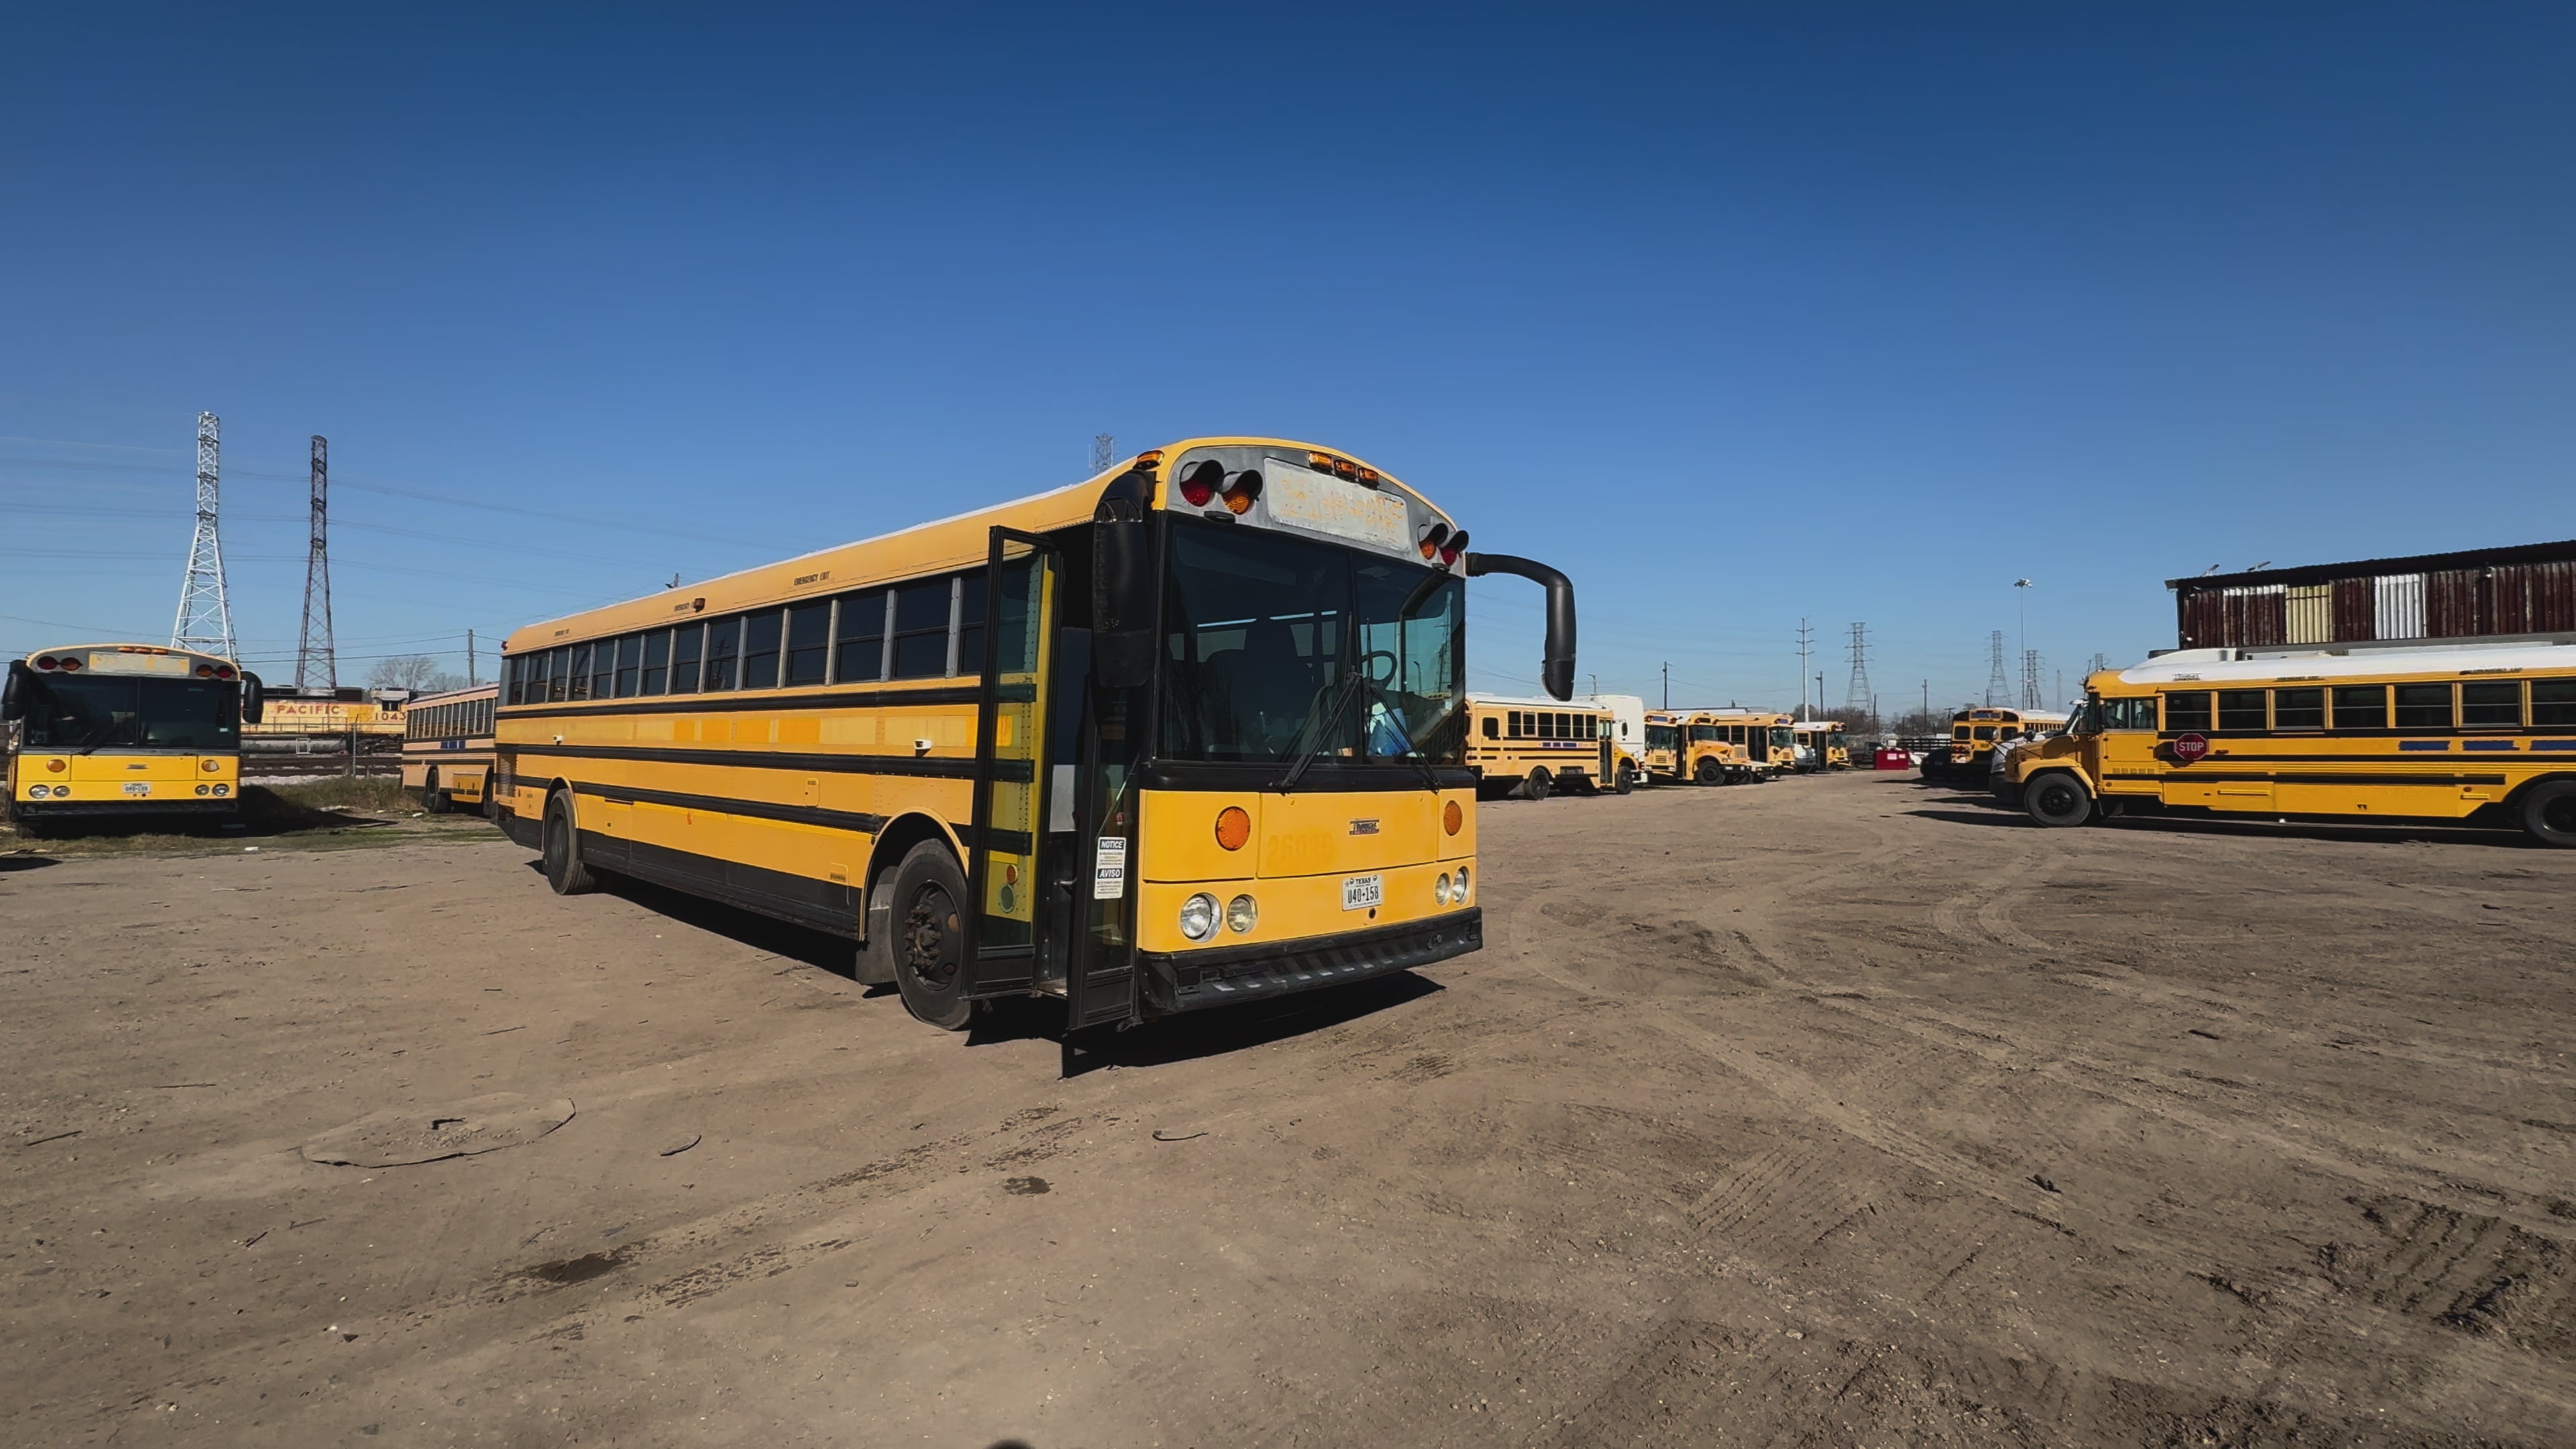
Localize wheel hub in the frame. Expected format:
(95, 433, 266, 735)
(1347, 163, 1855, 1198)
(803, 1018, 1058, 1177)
(904, 886, 960, 987)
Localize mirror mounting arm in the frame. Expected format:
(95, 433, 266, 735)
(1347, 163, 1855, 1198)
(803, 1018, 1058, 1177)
(1464, 553, 1578, 701)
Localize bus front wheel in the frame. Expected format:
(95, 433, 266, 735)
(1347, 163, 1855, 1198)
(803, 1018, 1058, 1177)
(890, 840, 977, 1030)
(1615, 764, 1635, 796)
(2519, 780, 2576, 849)
(543, 790, 598, 895)
(1693, 758, 1722, 786)
(2025, 772, 2094, 828)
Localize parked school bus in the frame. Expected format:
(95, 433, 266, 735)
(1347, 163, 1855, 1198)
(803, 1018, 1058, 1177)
(1588, 693, 1649, 789)
(1792, 720, 1851, 770)
(1693, 708, 1796, 778)
(1466, 694, 1632, 798)
(2, 643, 264, 828)
(494, 439, 1576, 1032)
(400, 682, 498, 815)
(1925, 706, 2065, 782)
(2002, 643, 2576, 847)
(1641, 710, 1752, 784)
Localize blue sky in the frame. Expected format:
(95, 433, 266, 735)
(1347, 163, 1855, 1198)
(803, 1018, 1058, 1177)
(5, 5, 2571, 714)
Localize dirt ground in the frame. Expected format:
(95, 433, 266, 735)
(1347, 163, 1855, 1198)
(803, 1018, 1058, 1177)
(6, 771, 2575, 1447)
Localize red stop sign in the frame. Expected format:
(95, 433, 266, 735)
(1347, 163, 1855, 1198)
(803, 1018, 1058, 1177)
(2171, 732, 2210, 763)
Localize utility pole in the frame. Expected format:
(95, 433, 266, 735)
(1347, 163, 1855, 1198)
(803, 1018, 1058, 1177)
(468, 629, 479, 688)
(171, 412, 237, 659)
(2014, 577, 2034, 703)
(1922, 678, 1930, 722)
(1794, 618, 1813, 721)
(1985, 631, 2009, 707)
(1661, 661, 1669, 710)
(295, 435, 337, 690)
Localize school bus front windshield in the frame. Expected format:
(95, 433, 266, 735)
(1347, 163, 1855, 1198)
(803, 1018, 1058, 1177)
(1159, 522, 1465, 765)
(16, 674, 238, 751)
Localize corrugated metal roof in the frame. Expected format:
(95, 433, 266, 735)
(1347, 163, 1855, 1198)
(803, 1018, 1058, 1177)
(2165, 538, 2576, 592)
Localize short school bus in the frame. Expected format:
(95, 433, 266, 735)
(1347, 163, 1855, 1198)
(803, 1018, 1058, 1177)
(1689, 708, 1796, 779)
(1792, 720, 1850, 769)
(3, 643, 264, 825)
(1640, 710, 1754, 785)
(400, 682, 498, 814)
(2002, 642, 2576, 847)
(495, 438, 1576, 1032)
(1465, 694, 1634, 798)
(1929, 707, 2065, 780)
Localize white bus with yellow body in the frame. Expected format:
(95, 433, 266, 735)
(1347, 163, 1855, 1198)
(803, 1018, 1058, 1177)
(2005, 644, 2576, 846)
(3, 643, 265, 828)
(494, 439, 1576, 1032)
(1792, 720, 1850, 770)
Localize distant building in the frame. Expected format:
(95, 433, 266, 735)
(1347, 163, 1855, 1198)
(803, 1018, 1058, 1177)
(2168, 540, 2576, 652)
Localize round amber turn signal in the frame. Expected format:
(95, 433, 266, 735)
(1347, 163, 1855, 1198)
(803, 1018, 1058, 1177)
(1214, 806, 1251, 851)
(1443, 800, 1462, 836)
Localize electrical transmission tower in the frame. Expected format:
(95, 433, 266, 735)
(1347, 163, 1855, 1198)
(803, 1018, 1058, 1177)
(1845, 622, 1871, 719)
(296, 435, 337, 690)
(1092, 433, 1115, 473)
(1984, 631, 2008, 707)
(170, 412, 237, 659)
(2021, 649, 2043, 710)
(2088, 651, 2108, 676)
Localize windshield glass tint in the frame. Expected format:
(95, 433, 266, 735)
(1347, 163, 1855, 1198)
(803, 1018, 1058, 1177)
(19, 674, 236, 750)
(1159, 520, 1465, 764)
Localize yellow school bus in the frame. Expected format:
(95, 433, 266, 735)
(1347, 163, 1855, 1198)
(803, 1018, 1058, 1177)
(1928, 706, 2065, 782)
(495, 438, 1576, 1032)
(2004, 643, 2576, 847)
(1466, 694, 1632, 798)
(3, 643, 265, 828)
(400, 682, 498, 815)
(1793, 720, 1850, 770)
(1642, 709, 1750, 785)
(1691, 708, 1796, 779)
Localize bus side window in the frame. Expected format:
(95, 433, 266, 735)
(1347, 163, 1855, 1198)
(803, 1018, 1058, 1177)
(2217, 690, 2265, 732)
(2461, 682, 2520, 728)
(567, 643, 593, 701)
(614, 634, 641, 698)
(704, 617, 743, 691)
(2273, 688, 2324, 730)
(2163, 691, 2212, 731)
(2393, 683, 2451, 730)
(641, 630, 670, 694)
(741, 610, 782, 690)
(784, 602, 830, 687)
(2332, 685, 2385, 729)
(590, 641, 614, 701)
(2535, 680, 2576, 727)
(669, 624, 704, 694)
(1482, 716, 1499, 739)
(833, 591, 885, 684)
(891, 578, 952, 680)
(953, 569, 986, 677)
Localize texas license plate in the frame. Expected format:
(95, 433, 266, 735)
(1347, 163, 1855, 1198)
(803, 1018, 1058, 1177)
(1341, 873, 1383, 910)
(122, 782, 151, 796)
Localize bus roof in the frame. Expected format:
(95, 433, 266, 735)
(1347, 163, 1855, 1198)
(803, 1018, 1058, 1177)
(18, 642, 241, 673)
(502, 437, 1452, 655)
(2102, 639, 2576, 688)
(405, 682, 500, 706)
(1469, 693, 1607, 711)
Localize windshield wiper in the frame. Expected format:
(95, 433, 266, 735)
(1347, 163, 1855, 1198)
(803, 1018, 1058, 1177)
(1271, 667, 1371, 794)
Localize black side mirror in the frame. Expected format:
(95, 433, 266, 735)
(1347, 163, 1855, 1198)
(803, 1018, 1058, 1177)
(1463, 553, 1578, 700)
(1091, 470, 1159, 690)
(239, 671, 266, 726)
(1, 660, 25, 724)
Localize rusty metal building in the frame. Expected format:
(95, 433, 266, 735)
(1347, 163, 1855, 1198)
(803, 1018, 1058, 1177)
(2169, 540, 2576, 651)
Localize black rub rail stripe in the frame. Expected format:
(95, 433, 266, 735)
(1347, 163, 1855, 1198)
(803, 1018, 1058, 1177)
(2150, 771, 2512, 786)
(509, 741, 1031, 782)
(573, 781, 889, 835)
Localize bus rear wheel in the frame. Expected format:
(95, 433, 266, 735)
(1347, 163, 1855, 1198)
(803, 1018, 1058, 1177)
(2025, 772, 2094, 828)
(2519, 780, 2576, 848)
(1523, 769, 1552, 802)
(890, 840, 976, 1030)
(542, 789, 598, 894)
(422, 769, 449, 814)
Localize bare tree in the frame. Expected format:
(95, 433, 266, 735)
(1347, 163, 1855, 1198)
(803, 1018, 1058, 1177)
(369, 655, 442, 692)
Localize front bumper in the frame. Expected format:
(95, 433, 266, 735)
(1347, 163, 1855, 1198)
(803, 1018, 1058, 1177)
(11, 798, 239, 818)
(1139, 909, 1482, 1016)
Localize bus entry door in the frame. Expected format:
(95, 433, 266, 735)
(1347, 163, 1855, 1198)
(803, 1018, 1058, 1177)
(961, 529, 1059, 1000)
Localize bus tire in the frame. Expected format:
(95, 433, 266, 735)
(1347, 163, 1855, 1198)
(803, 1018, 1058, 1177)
(542, 789, 598, 895)
(2518, 779, 2576, 848)
(890, 840, 976, 1030)
(1525, 769, 1552, 802)
(423, 769, 449, 814)
(2024, 771, 2094, 828)
(1693, 757, 1722, 786)
(1615, 763, 1635, 796)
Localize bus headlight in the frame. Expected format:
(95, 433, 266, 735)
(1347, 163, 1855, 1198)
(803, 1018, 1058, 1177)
(195, 784, 209, 796)
(1179, 893, 1218, 943)
(1435, 872, 1454, 906)
(213, 784, 229, 796)
(1455, 867, 1470, 902)
(1226, 894, 1257, 934)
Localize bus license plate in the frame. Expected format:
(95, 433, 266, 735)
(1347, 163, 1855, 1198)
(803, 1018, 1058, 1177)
(1342, 873, 1383, 910)
(122, 782, 151, 796)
